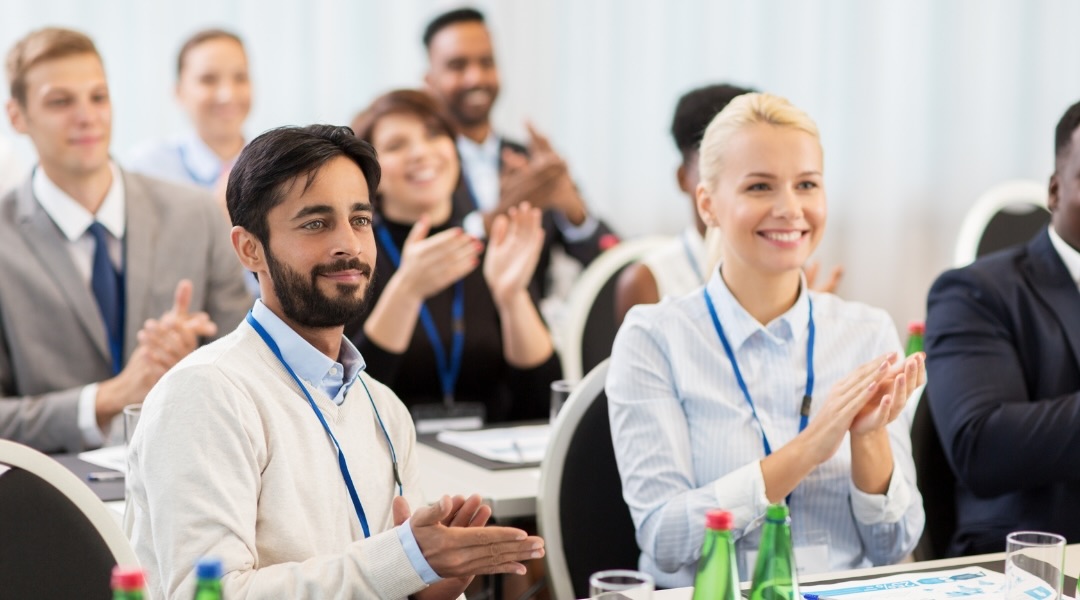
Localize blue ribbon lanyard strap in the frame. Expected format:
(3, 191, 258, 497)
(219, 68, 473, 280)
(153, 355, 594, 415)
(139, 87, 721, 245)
(702, 289, 816, 456)
(375, 224, 465, 405)
(246, 312, 401, 538)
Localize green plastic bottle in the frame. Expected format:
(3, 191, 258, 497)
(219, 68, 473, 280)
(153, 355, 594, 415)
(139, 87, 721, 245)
(692, 510, 740, 600)
(905, 320, 925, 356)
(111, 566, 146, 600)
(749, 504, 798, 600)
(194, 557, 224, 600)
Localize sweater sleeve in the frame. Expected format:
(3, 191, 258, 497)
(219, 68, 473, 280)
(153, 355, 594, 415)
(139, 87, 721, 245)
(127, 363, 427, 600)
(504, 352, 562, 421)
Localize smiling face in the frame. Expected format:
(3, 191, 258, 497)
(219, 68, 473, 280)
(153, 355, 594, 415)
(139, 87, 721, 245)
(424, 20, 500, 129)
(255, 155, 377, 329)
(176, 36, 250, 144)
(369, 110, 459, 222)
(697, 122, 825, 279)
(7, 52, 111, 184)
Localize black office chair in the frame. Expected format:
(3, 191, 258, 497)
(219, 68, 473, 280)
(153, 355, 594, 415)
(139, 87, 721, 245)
(911, 386, 958, 560)
(953, 180, 1050, 267)
(558, 236, 671, 382)
(538, 359, 640, 599)
(0, 440, 139, 598)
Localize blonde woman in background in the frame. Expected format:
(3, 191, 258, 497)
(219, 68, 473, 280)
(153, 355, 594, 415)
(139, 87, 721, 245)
(607, 93, 925, 588)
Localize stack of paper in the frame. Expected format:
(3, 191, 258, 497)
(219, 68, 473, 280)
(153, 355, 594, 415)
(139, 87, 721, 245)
(436, 424, 550, 464)
(802, 567, 1009, 600)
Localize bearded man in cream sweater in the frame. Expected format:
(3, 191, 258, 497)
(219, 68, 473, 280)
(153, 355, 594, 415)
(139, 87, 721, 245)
(126, 124, 544, 600)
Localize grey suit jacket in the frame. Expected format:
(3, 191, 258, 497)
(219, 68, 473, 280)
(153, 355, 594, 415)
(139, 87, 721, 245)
(0, 169, 253, 453)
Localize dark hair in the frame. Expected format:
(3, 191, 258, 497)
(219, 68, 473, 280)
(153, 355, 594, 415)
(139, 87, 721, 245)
(423, 7, 485, 49)
(227, 125, 381, 246)
(671, 83, 755, 162)
(177, 28, 244, 77)
(6, 28, 101, 105)
(351, 89, 457, 145)
(1055, 100, 1080, 164)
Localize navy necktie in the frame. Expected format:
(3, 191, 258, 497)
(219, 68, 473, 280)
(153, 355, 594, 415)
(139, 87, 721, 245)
(88, 222, 124, 374)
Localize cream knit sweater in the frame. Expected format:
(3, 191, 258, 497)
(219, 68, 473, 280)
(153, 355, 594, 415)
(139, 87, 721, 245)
(126, 321, 428, 599)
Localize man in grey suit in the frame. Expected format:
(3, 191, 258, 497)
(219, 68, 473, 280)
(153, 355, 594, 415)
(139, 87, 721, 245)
(1, 27, 251, 453)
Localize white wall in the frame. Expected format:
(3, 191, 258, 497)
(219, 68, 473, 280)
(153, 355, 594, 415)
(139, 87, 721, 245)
(3, 0, 1078, 331)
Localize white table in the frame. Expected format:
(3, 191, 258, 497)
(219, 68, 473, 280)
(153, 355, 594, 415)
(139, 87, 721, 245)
(415, 441, 540, 521)
(652, 544, 1080, 599)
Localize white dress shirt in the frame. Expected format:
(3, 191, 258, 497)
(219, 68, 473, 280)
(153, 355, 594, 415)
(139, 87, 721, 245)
(1048, 225, 1080, 292)
(641, 226, 707, 299)
(456, 133, 599, 241)
(607, 269, 924, 588)
(33, 163, 126, 447)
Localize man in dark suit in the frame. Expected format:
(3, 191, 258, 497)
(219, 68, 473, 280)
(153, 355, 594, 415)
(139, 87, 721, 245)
(925, 99, 1080, 556)
(422, 8, 617, 301)
(0, 27, 251, 453)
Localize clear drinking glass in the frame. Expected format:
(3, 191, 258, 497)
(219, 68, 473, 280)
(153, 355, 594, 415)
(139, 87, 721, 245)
(1004, 531, 1065, 600)
(589, 569, 654, 600)
(123, 404, 143, 445)
(550, 380, 575, 424)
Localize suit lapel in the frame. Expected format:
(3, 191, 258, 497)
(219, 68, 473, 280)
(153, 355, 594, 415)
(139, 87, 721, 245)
(14, 178, 112, 364)
(1023, 229, 1080, 373)
(121, 171, 160, 360)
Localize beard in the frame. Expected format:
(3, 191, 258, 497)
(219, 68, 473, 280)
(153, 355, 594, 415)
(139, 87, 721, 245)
(264, 248, 374, 329)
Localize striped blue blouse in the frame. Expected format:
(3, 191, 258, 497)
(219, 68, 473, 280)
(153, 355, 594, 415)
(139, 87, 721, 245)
(606, 270, 924, 588)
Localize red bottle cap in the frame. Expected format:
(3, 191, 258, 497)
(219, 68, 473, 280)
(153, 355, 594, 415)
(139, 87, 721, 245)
(704, 509, 734, 530)
(111, 566, 145, 591)
(907, 320, 925, 334)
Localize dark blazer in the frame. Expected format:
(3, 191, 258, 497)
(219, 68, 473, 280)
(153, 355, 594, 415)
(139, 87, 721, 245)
(453, 138, 616, 300)
(925, 228, 1080, 556)
(0, 170, 253, 453)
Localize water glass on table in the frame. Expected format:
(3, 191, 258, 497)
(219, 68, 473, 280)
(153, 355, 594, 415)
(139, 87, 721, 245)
(550, 379, 575, 423)
(123, 404, 142, 446)
(589, 569, 654, 599)
(1004, 530, 1065, 600)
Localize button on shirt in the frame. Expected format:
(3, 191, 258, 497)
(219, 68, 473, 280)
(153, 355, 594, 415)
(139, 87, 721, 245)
(248, 300, 440, 584)
(33, 163, 126, 448)
(457, 133, 599, 241)
(606, 269, 924, 588)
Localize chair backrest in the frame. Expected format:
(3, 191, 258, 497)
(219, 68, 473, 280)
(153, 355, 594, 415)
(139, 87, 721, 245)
(910, 386, 957, 560)
(558, 236, 672, 382)
(953, 180, 1050, 267)
(0, 440, 138, 598)
(538, 359, 640, 600)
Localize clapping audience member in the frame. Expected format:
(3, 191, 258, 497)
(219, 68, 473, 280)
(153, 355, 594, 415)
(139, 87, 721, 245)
(615, 83, 842, 326)
(607, 93, 924, 587)
(925, 99, 1080, 556)
(0, 28, 251, 453)
(346, 90, 561, 426)
(127, 124, 544, 599)
(423, 8, 617, 301)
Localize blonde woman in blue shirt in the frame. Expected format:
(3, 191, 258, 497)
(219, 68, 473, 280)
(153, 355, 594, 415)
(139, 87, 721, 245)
(607, 92, 926, 588)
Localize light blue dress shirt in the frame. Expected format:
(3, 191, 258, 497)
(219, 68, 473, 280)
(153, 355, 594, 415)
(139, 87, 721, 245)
(606, 270, 924, 588)
(126, 131, 226, 190)
(250, 300, 441, 584)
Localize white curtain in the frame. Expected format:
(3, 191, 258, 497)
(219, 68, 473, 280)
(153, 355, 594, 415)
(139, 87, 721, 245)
(3, 0, 1078, 330)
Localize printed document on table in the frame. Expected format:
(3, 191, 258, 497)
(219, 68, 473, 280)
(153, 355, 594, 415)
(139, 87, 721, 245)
(801, 567, 1009, 600)
(79, 445, 127, 473)
(436, 424, 549, 464)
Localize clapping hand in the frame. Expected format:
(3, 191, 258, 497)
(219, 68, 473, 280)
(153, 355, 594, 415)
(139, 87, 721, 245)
(849, 352, 925, 436)
(395, 216, 482, 300)
(483, 202, 544, 308)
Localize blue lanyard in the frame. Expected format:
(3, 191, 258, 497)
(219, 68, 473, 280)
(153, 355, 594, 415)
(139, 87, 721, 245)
(374, 224, 466, 405)
(177, 143, 218, 188)
(681, 231, 704, 283)
(702, 288, 816, 456)
(245, 312, 402, 538)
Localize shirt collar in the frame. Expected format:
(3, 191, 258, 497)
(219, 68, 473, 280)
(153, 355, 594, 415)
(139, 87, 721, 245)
(178, 132, 226, 185)
(704, 265, 811, 350)
(251, 299, 366, 389)
(33, 162, 126, 241)
(456, 132, 501, 166)
(1048, 225, 1080, 286)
